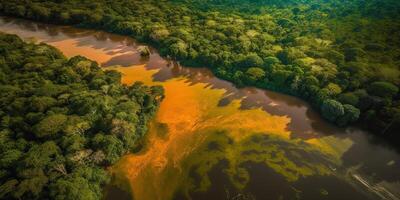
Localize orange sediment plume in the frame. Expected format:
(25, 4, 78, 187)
(111, 64, 292, 200)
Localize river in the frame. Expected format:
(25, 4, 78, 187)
(1, 16, 399, 200)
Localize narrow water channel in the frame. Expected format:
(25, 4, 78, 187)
(1, 16, 399, 200)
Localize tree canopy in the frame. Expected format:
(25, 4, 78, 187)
(0, 33, 163, 200)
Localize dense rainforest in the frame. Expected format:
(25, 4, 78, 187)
(0, 33, 163, 199)
(0, 1, 399, 137)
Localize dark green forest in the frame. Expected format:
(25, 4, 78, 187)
(0, 33, 163, 199)
(0, 1, 399, 137)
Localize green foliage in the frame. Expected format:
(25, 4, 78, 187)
(0, 33, 163, 200)
(240, 54, 264, 68)
(321, 99, 360, 126)
(337, 92, 359, 106)
(245, 67, 265, 82)
(277, 48, 306, 65)
(368, 81, 399, 98)
(0, 150, 22, 168)
(49, 177, 98, 200)
(34, 114, 67, 138)
(325, 83, 342, 96)
(337, 104, 360, 127)
(321, 99, 345, 123)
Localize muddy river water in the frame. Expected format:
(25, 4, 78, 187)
(1, 17, 400, 200)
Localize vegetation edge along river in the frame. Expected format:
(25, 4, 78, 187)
(0, 32, 163, 199)
(1, 16, 400, 200)
(0, 0, 399, 143)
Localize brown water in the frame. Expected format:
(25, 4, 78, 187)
(1, 17, 400, 200)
